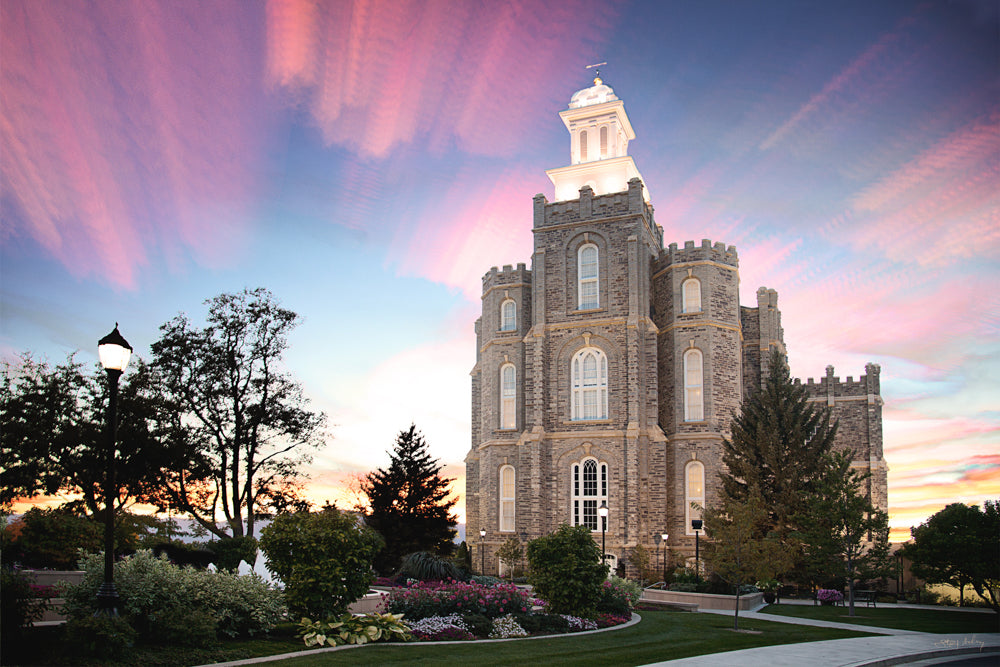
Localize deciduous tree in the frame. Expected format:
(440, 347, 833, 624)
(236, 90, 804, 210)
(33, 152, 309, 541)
(360, 424, 457, 574)
(149, 288, 326, 539)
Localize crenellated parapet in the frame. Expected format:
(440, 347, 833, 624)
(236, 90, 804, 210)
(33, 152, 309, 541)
(798, 363, 882, 404)
(659, 238, 739, 270)
(482, 262, 532, 294)
(533, 180, 662, 248)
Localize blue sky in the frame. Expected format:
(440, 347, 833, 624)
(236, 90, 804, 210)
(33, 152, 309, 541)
(2, 0, 997, 538)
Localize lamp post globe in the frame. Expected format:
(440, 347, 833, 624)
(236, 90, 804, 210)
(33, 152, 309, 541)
(479, 527, 486, 575)
(661, 533, 668, 582)
(598, 501, 609, 571)
(96, 324, 132, 616)
(691, 519, 703, 583)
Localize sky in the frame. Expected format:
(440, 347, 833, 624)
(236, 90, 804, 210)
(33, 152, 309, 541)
(2, 0, 997, 542)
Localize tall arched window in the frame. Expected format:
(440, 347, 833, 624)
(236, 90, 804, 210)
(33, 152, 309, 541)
(579, 129, 588, 162)
(500, 363, 516, 430)
(600, 126, 608, 158)
(682, 278, 701, 313)
(500, 299, 516, 331)
(572, 347, 608, 420)
(685, 460, 705, 534)
(500, 465, 515, 532)
(572, 458, 608, 530)
(684, 348, 704, 421)
(578, 244, 599, 309)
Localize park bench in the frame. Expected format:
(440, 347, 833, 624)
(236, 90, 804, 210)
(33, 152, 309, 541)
(853, 590, 877, 607)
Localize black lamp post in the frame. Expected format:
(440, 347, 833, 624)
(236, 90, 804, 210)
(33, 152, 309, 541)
(598, 501, 609, 570)
(691, 519, 703, 583)
(661, 532, 669, 582)
(96, 324, 132, 616)
(479, 527, 486, 575)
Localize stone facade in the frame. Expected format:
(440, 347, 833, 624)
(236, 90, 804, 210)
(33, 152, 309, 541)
(465, 78, 887, 576)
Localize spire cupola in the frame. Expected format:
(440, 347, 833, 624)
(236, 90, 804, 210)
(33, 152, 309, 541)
(546, 71, 649, 202)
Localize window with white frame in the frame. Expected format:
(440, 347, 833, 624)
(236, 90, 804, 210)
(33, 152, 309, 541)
(578, 244, 599, 309)
(500, 299, 516, 331)
(682, 278, 701, 313)
(572, 458, 607, 531)
(571, 347, 608, 420)
(500, 465, 515, 532)
(684, 348, 704, 421)
(500, 363, 516, 430)
(685, 460, 705, 534)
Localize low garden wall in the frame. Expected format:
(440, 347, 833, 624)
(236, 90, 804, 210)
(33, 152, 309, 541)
(21, 570, 84, 623)
(641, 588, 763, 611)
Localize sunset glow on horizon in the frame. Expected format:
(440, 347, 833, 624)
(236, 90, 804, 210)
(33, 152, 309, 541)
(2, 0, 997, 543)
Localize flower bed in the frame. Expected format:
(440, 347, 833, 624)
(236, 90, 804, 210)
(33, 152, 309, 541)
(817, 589, 843, 605)
(382, 579, 532, 620)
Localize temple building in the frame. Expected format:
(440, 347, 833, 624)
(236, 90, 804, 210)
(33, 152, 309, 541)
(465, 76, 887, 575)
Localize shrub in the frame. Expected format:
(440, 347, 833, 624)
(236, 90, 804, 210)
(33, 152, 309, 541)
(64, 615, 137, 660)
(151, 607, 219, 647)
(817, 588, 844, 603)
(260, 507, 383, 619)
(205, 535, 258, 571)
(397, 551, 463, 582)
(3, 508, 100, 569)
(597, 576, 642, 615)
(526, 524, 607, 616)
(470, 574, 502, 586)
(63, 550, 285, 639)
(1, 568, 50, 643)
(383, 579, 532, 620)
(488, 613, 528, 639)
(459, 612, 493, 637)
(299, 613, 411, 646)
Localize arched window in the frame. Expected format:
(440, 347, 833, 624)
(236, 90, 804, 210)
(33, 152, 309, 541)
(579, 129, 588, 162)
(578, 244, 599, 310)
(685, 460, 705, 535)
(500, 363, 516, 430)
(571, 458, 608, 531)
(572, 347, 608, 420)
(500, 465, 515, 532)
(600, 126, 608, 158)
(682, 278, 701, 313)
(684, 348, 704, 421)
(500, 299, 516, 331)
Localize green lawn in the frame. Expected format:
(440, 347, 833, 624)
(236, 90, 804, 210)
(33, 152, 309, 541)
(272, 611, 872, 667)
(760, 603, 1000, 634)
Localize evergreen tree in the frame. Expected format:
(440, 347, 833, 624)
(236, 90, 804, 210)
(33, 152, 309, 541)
(361, 424, 458, 574)
(720, 349, 837, 537)
(793, 451, 891, 616)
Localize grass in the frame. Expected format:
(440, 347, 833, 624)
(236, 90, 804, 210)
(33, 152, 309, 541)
(269, 610, 873, 666)
(760, 603, 1000, 634)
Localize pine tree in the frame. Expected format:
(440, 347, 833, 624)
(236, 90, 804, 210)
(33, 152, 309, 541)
(361, 424, 458, 574)
(720, 349, 837, 537)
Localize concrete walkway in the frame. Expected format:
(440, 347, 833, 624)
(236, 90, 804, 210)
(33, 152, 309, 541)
(646, 603, 1000, 666)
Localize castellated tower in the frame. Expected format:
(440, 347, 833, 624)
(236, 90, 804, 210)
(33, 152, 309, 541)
(466, 76, 887, 576)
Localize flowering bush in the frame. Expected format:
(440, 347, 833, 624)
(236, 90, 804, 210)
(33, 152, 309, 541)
(383, 579, 532, 620)
(407, 614, 474, 641)
(559, 614, 598, 631)
(817, 588, 843, 603)
(489, 613, 528, 639)
(597, 576, 642, 615)
(596, 612, 631, 628)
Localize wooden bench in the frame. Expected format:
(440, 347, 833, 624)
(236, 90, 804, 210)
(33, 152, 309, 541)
(853, 590, 877, 607)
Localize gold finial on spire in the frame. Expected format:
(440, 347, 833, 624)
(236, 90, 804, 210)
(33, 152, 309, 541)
(586, 61, 607, 85)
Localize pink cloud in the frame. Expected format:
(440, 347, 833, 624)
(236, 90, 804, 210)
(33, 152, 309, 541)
(264, 0, 621, 159)
(1, 1, 273, 288)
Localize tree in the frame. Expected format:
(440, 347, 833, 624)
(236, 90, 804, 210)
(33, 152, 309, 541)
(259, 505, 383, 619)
(703, 488, 794, 629)
(902, 500, 1000, 613)
(149, 288, 326, 539)
(360, 424, 458, 574)
(793, 452, 891, 617)
(720, 349, 838, 540)
(527, 524, 608, 616)
(1, 354, 186, 516)
(496, 536, 524, 582)
(627, 544, 656, 587)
